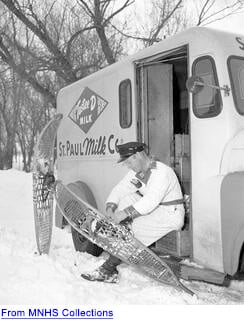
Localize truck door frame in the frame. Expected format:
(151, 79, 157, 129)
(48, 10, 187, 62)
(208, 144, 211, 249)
(135, 45, 191, 190)
(134, 45, 192, 256)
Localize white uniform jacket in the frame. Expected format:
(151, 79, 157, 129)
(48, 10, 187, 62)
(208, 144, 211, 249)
(106, 161, 183, 215)
(106, 161, 185, 246)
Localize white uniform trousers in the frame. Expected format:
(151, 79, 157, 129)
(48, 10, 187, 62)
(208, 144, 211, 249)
(117, 193, 185, 246)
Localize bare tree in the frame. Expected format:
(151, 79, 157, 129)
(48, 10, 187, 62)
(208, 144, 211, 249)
(194, 0, 244, 26)
(76, 0, 134, 63)
(0, 2, 67, 107)
(0, 71, 8, 169)
(17, 85, 47, 171)
(111, 0, 244, 47)
(0, 64, 50, 170)
(107, 0, 186, 47)
(0, 0, 133, 168)
(0, 0, 130, 106)
(0, 0, 77, 83)
(0, 69, 20, 169)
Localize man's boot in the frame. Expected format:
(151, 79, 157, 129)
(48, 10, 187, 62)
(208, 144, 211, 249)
(81, 255, 121, 283)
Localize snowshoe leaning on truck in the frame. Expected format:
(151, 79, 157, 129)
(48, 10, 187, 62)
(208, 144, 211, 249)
(32, 113, 101, 256)
(32, 113, 63, 255)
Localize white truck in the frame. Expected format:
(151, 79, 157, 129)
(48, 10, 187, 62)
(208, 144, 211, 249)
(56, 27, 244, 283)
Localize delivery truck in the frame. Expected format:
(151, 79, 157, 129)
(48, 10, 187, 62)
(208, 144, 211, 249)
(55, 26, 244, 283)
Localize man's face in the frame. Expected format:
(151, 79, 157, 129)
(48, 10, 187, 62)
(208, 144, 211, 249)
(123, 153, 142, 172)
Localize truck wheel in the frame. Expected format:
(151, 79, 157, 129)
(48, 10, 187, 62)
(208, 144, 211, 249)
(71, 228, 103, 257)
(67, 181, 103, 257)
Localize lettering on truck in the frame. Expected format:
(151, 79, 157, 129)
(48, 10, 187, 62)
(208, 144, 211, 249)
(59, 134, 119, 157)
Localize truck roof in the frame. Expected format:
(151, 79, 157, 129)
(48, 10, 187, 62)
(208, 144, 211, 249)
(59, 26, 244, 94)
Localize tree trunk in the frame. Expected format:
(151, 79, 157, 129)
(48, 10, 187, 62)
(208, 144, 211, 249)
(4, 136, 14, 169)
(0, 150, 4, 169)
(96, 26, 115, 64)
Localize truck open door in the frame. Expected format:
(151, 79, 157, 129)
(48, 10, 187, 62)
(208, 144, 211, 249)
(137, 63, 173, 166)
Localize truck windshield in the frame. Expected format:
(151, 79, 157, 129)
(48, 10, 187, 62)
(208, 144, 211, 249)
(228, 56, 244, 115)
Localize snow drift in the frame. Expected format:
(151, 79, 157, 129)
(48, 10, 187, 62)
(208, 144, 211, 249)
(0, 169, 244, 305)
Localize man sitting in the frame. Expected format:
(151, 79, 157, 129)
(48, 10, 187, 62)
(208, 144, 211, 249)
(81, 141, 185, 283)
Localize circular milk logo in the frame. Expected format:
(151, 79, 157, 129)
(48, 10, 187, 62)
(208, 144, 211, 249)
(68, 87, 108, 133)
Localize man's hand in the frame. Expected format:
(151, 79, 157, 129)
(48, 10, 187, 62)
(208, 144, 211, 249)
(113, 210, 128, 224)
(104, 207, 114, 219)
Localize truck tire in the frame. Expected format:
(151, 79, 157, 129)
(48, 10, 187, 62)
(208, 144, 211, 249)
(67, 181, 103, 257)
(71, 228, 103, 257)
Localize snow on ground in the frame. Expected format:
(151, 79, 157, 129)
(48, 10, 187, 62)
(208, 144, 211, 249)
(1, 169, 244, 306)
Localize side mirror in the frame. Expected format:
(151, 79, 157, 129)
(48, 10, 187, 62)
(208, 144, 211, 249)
(186, 76, 230, 96)
(186, 76, 204, 94)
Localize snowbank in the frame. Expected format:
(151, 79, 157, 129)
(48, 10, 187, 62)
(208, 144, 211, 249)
(0, 169, 244, 308)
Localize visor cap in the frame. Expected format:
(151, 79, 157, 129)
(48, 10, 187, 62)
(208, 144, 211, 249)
(116, 141, 146, 163)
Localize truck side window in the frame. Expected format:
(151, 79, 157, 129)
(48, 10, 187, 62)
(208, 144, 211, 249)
(192, 56, 222, 118)
(228, 56, 244, 115)
(119, 79, 132, 128)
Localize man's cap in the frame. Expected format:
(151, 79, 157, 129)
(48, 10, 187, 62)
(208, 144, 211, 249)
(116, 141, 146, 163)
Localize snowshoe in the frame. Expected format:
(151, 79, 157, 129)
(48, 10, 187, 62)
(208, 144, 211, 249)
(81, 266, 119, 283)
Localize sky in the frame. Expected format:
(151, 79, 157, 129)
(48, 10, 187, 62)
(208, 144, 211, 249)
(202, 9, 244, 33)
(133, 0, 244, 35)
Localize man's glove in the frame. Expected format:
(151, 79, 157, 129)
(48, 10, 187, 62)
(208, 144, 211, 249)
(104, 202, 117, 219)
(104, 207, 114, 220)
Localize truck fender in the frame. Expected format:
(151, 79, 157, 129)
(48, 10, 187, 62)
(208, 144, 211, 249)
(56, 180, 103, 257)
(221, 172, 244, 275)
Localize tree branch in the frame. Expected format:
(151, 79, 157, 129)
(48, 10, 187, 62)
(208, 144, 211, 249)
(103, 0, 134, 26)
(0, 0, 77, 83)
(66, 25, 95, 59)
(196, 0, 244, 26)
(0, 37, 56, 106)
(149, 0, 183, 44)
(77, 0, 96, 20)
